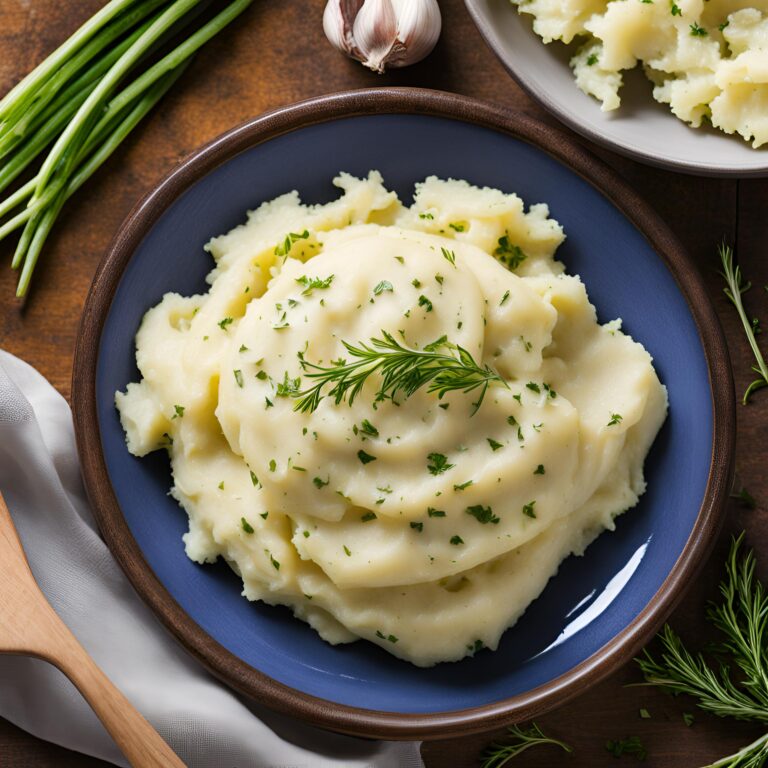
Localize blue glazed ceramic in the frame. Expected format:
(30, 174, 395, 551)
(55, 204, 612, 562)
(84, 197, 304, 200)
(76, 89, 733, 737)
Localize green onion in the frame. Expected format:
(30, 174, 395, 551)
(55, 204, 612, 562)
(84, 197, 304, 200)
(0, 0, 253, 297)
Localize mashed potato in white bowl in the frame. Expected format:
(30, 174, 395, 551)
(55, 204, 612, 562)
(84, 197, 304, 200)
(116, 172, 667, 667)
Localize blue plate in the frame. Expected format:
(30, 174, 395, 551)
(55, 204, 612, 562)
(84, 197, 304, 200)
(76, 89, 733, 737)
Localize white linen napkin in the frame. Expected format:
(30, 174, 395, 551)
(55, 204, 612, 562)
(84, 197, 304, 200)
(0, 350, 424, 768)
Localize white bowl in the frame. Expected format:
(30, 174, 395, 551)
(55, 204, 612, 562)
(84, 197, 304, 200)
(465, 0, 768, 177)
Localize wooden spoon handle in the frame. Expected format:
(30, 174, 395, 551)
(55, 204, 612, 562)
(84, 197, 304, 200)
(42, 605, 185, 767)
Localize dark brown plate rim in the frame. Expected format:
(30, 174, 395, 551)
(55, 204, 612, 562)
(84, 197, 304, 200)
(72, 87, 735, 741)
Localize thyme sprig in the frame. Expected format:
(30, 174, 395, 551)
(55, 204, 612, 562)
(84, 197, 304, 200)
(481, 723, 573, 767)
(719, 244, 768, 404)
(293, 331, 507, 414)
(637, 535, 768, 767)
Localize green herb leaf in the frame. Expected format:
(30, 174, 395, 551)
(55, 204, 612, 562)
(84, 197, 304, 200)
(441, 247, 457, 267)
(240, 517, 254, 534)
(428, 507, 446, 517)
(172, 404, 185, 419)
(607, 413, 623, 426)
(494, 235, 527, 270)
(605, 736, 647, 760)
(427, 452, 454, 475)
(218, 317, 234, 331)
(234, 369, 244, 388)
(296, 274, 334, 296)
(373, 280, 394, 295)
(487, 438, 504, 452)
(361, 511, 377, 522)
(357, 449, 377, 465)
(410, 521, 424, 532)
(466, 505, 500, 524)
(481, 723, 573, 767)
(418, 294, 433, 312)
(522, 501, 536, 518)
(534, 464, 545, 475)
(450, 535, 464, 545)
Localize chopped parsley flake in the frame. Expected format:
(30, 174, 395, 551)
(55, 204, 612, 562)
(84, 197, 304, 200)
(466, 505, 500, 524)
(360, 419, 379, 437)
(428, 507, 446, 518)
(427, 452, 454, 475)
(250, 470, 260, 486)
(587, 53, 598, 66)
(435, 274, 444, 286)
(494, 235, 527, 269)
(543, 382, 557, 398)
(343, 545, 352, 556)
(260, 511, 269, 520)
(418, 212, 434, 220)
(412, 278, 422, 288)
(376, 630, 399, 643)
(500, 290, 510, 306)
(239, 344, 249, 353)
(303, 530, 310, 538)
(295, 274, 334, 296)
(265, 397, 273, 409)
(605, 736, 647, 761)
(418, 294, 433, 312)
(526, 381, 541, 394)
(218, 481, 224, 490)
(270, 553, 280, 570)
(357, 449, 377, 464)
(453, 480, 474, 491)
(394, 255, 405, 264)
(607, 413, 623, 426)
(671, 1, 681, 13)
(240, 517, 254, 534)
(534, 464, 545, 475)
(269, 459, 276, 472)
(522, 501, 537, 518)
(218, 317, 233, 331)
(275, 372, 301, 397)
(690, 21, 707, 35)
(410, 521, 424, 532)
(234, 369, 244, 388)
(256, 370, 268, 380)
(313, 476, 329, 488)
(274, 229, 309, 256)
(450, 535, 464, 545)
(172, 404, 185, 419)
(373, 280, 394, 295)
(449, 222, 466, 232)
(361, 512, 377, 522)
(487, 438, 504, 451)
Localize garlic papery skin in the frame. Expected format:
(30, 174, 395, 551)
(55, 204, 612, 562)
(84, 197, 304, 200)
(323, 0, 442, 74)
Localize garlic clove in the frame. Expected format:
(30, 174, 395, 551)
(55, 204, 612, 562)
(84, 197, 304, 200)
(323, 0, 365, 60)
(386, 0, 441, 69)
(323, 0, 442, 73)
(352, 0, 400, 74)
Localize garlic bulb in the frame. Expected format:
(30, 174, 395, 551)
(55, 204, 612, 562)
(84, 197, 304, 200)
(323, 0, 442, 73)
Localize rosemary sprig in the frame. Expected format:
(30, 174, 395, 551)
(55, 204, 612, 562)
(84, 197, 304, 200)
(481, 723, 573, 767)
(719, 244, 768, 404)
(293, 331, 507, 414)
(637, 535, 768, 767)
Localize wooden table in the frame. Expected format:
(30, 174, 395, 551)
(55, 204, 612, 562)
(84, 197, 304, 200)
(0, 1, 765, 765)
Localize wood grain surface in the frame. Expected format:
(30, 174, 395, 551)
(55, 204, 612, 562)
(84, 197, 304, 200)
(0, 0, 764, 766)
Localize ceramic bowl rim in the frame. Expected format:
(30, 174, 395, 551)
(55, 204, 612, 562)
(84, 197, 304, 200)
(71, 87, 735, 740)
(463, 0, 768, 178)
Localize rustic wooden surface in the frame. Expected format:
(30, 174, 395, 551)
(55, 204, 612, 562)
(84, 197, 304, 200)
(0, 0, 764, 766)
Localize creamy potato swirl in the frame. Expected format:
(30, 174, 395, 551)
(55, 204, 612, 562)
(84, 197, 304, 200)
(116, 172, 667, 666)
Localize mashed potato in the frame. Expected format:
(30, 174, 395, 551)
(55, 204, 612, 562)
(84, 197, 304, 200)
(116, 172, 667, 666)
(514, 0, 768, 147)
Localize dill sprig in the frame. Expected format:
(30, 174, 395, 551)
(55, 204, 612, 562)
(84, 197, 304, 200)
(481, 723, 573, 767)
(637, 534, 768, 767)
(719, 244, 768, 404)
(293, 331, 507, 414)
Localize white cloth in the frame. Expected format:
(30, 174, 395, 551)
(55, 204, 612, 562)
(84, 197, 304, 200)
(0, 351, 424, 768)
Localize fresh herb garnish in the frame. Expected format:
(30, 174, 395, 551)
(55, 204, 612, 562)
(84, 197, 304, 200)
(587, 53, 599, 65)
(250, 470, 260, 487)
(275, 372, 301, 398)
(313, 476, 329, 489)
(373, 280, 394, 295)
(418, 294, 434, 312)
(494, 235, 527, 270)
(450, 535, 464, 545)
(487, 438, 504, 451)
(441, 247, 457, 267)
(427, 452, 454, 475)
(671, 1, 681, 13)
(605, 736, 647, 760)
(534, 464, 545, 475)
(357, 449, 377, 464)
(607, 413, 623, 426)
(269, 553, 280, 570)
(500, 290, 510, 306)
(526, 381, 541, 394)
(218, 317, 234, 331)
(172, 404, 185, 419)
(240, 517, 254, 534)
(233, 369, 244, 388)
(376, 630, 398, 643)
(522, 501, 537, 518)
(410, 521, 424, 532)
(293, 331, 507, 414)
(449, 222, 465, 232)
(637, 535, 768, 767)
(720, 244, 768, 404)
(690, 22, 707, 36)
(466, 505, 500, 524)
(428, 507, 446, 517)
(360, 511, 377, 522)
(481, 723, 573, 767)
(275, 230, 309, 256)
(453, 480, 473, 491)
(295, 274, 334, 296)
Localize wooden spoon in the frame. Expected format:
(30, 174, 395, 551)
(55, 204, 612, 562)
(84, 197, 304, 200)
(0, 491, 185, 767)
